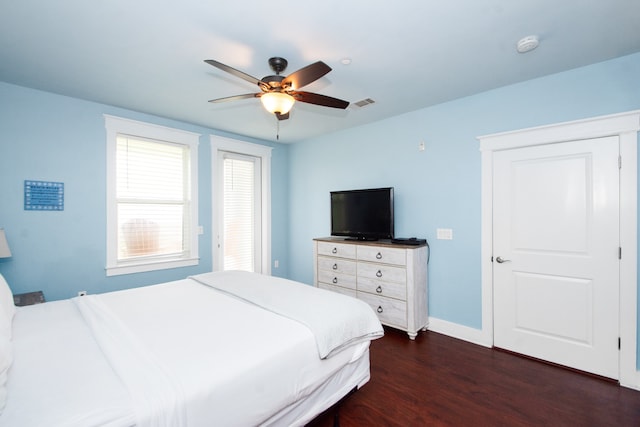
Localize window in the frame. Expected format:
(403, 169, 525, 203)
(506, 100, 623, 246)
(105, 115, 200, 276)
(210, 136, 272, 274)
(222, 152, 261, 272)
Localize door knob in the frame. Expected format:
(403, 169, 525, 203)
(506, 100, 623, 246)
(496, 256, 511, 263)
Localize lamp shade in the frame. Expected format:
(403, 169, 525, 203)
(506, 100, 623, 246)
(0, 229, 11, 258)
(260, 92, 295, 115)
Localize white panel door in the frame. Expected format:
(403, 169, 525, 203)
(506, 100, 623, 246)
(493, 136, 620, 379)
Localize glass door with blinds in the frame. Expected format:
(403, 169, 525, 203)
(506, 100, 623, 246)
(219, 151, 262, 273)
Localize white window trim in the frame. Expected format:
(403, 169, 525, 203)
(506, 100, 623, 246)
(210, 135, 272, 275)
(105, 115, 200, 276)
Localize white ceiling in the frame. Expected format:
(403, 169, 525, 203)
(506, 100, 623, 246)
(1, 1, 639, 143)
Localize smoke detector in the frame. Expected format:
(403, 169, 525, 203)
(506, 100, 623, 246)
(516, 35, 539, 53)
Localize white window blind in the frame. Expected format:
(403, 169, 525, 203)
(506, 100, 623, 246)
(223, 156, 255, 271)
(117, 135, 190, 261)
(105, 115, 199, 276)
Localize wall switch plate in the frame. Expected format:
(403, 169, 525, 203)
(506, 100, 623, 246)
(437, 228, 453, 240)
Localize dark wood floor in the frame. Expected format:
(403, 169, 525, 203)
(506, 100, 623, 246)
(308, 327, 640, 426)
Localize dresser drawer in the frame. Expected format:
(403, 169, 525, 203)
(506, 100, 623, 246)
(317, 241, 356, 259)
(317, 256, 357, 275)
(314, 237, 428, 340)
(357, 245, 406, 266)
(358, 277, 406, 301)
(318, 270, 357, 290)
(357, 262, 406, 284)
(319, 282, 357, 298)
(358, 292, 407, 329)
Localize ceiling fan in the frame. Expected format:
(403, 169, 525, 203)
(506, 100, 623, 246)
(204, 57, 349, 121)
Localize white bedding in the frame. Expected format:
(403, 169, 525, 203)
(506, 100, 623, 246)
(3, 299, 135, 427)
(0, 271, 381, 427)
(190, 271, 384, 359)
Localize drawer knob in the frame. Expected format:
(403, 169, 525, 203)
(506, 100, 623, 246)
(376, 286, 382, 294)
(376, 252, 382, 259)
(332, 277, 338, 284)
(376, 270, 383, 278)
(332, 263, 338, 270)
(377, 306, 383, 313)
(332, 247, 338, 254)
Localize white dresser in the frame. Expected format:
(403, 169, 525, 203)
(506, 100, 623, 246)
(313, 237, 428, 339)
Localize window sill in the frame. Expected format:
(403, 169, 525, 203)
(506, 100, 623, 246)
(106, 257, 199, 276)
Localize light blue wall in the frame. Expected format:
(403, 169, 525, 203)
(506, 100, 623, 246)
(287, 52, 640, 365)
(1, 52, 639, 368)
(0, 82, 289, 300)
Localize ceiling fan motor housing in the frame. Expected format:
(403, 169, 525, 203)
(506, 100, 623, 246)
(261, 74, 286, 91)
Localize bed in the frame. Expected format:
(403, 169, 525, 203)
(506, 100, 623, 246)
(0, 270, 383, 427)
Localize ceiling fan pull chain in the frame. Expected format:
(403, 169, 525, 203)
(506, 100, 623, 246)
(276, 117, 280, 140)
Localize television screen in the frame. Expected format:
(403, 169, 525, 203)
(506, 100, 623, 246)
(330, 187, 394, 240)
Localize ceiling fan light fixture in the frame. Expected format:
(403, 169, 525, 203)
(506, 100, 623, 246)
(261, 92, 295, 114)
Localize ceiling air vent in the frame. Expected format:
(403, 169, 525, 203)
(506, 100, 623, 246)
(353, 98, 375, 108)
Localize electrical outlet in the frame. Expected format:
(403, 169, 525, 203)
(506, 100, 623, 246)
(436, 228, 453, 240)
(274, 260, 279, 268)
(78, 290, 87, 297)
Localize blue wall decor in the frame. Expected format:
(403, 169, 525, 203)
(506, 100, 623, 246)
(24, 180, 64, 211)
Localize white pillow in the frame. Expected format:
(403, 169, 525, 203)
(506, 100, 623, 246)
(0, 275, 16, 414)
(0, 332, 11, 413)
(0, 275, 14, 414)
(0, 275, 15, 341)
(0, 274, 15, 322)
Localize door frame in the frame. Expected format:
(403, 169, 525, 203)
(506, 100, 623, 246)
(210, 135, 272, 275)
(478, 110, 640, 389)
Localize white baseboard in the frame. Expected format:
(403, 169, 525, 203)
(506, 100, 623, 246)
(620, 370, 640, 391)
(428, 316, 640, 391)
(427, 316, 491, 348)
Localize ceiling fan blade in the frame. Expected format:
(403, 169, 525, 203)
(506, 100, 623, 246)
(281, 61, 331, 90)
(204, 59, 262, 86)
(292, 91, 349, 109)
(275, 112, 290, 121)
(208, 93, 259, 103)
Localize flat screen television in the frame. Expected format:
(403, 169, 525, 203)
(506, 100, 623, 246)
(330, 187, 394, 241)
